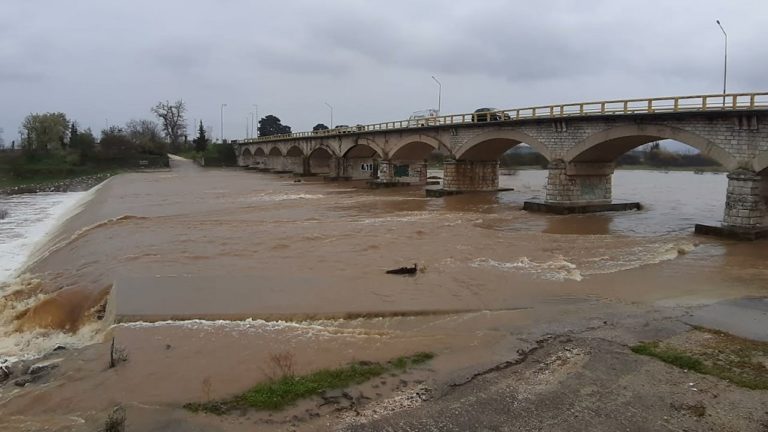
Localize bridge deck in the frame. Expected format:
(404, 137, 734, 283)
(240, 92, 768, 143)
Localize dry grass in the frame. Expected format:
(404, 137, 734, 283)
(103, 405, 126, 432)
(266, 351, 296, 380)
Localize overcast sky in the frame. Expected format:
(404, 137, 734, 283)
(1, 0, 766, 145)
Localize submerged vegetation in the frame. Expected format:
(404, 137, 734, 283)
(184, 352, 435, 414)
(631, 327, 768, 390)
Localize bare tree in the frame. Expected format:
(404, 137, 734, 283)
(0, 127, 5, 149)
(151, 100, 187, 152)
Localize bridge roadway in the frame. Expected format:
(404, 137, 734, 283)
(234, 92, 768, 235)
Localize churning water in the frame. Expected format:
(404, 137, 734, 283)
(0, 192, 88, 285)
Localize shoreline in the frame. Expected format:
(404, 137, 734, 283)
(0, 172, 117, 196)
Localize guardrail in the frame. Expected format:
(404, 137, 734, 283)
(241, 92, 768, 144)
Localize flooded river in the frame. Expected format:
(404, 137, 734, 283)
(1, 158, 766, 430)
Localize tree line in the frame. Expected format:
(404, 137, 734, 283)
(14, 100, 210, 158)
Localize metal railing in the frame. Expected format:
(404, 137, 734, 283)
(240, 92, 768, 144)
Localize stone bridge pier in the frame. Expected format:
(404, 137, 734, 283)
(544, 161, 614, 205)
(722, 170, 768, 229)
(378, 160, 429, 185)
(442, 160, 499, 191)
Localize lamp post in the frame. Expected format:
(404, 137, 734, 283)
(220, 103, 227, 142)
(431, 75, 442, 114)
(716, 20, 728, 107)
(324, 102, 334, 128)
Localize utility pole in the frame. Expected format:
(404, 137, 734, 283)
(220, 103, 227, 142)
(716, 20, 728, 107)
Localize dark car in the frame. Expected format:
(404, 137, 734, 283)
(473, 107, 511, 122)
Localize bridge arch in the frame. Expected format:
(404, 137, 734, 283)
(240, 147, 253, 165)
(286, 145, 304, 157)
(268, 146, 283, 157)
(342, 138, 384, 159)
(454, 130, 552, 161)
(565, 124, 737, 170)
(389, 134, 445, 160)
(253, 147, 266, 157)
(343, 142, 384, 159)
(308, 144, 339, 158)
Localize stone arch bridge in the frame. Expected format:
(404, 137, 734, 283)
(234, 93, 768, 232)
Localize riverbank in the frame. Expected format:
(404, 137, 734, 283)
(0, 151, 170, 196)
(0, 172, 117, 196)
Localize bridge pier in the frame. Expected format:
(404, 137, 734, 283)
(524, 160, 639, 214)
(252, 156, 268, 170)
(442, 160, 499, 191)
(375, 160, 428, 186)
(545, 160, 613, 204)
(723, 170, 767, 228)
(696, 170, 768, 239)
(342, 157, 378, 180)
(282, 156, 304, 174)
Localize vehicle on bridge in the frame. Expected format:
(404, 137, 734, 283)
(332, 124, 353, 134)
(408, 109, 440, 127)
(473, 107, 511, 122)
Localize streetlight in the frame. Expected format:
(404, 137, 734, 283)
(220, 103, 227, 142)
(252, 104, 259, 138)
(324, 102, 334, 128)
(716, 20, 728, 107)
(431, 75, 442, 114)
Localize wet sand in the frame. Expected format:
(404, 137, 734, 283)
(1, 158, 767, 430)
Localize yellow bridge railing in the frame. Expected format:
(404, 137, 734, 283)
(240, 92, 768, 144)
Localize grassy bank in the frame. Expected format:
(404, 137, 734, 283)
(0, 151, 168, 192)
(631, 327, 768, 390)
(184, 352, 434, 414)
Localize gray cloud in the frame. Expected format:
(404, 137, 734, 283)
(0, 0, 766, 143)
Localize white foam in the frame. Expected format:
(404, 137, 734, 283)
(0, 192, 88, 285)
(115, 318, 390, 339)
(471, 257, 583, 281)
(470, 241, 697, 282)
(582, 241, 697, 276)
(0, 321, 105, 365)
(240, 193, 324, 202)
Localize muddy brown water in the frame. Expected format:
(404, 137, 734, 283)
(1, 158, 767, 430)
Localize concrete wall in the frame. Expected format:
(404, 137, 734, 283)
(443, 160, 499, 191)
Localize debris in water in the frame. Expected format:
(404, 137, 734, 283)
(386, 263, 418, 275)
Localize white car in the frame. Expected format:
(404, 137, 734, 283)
(408, 109, 440, 127)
